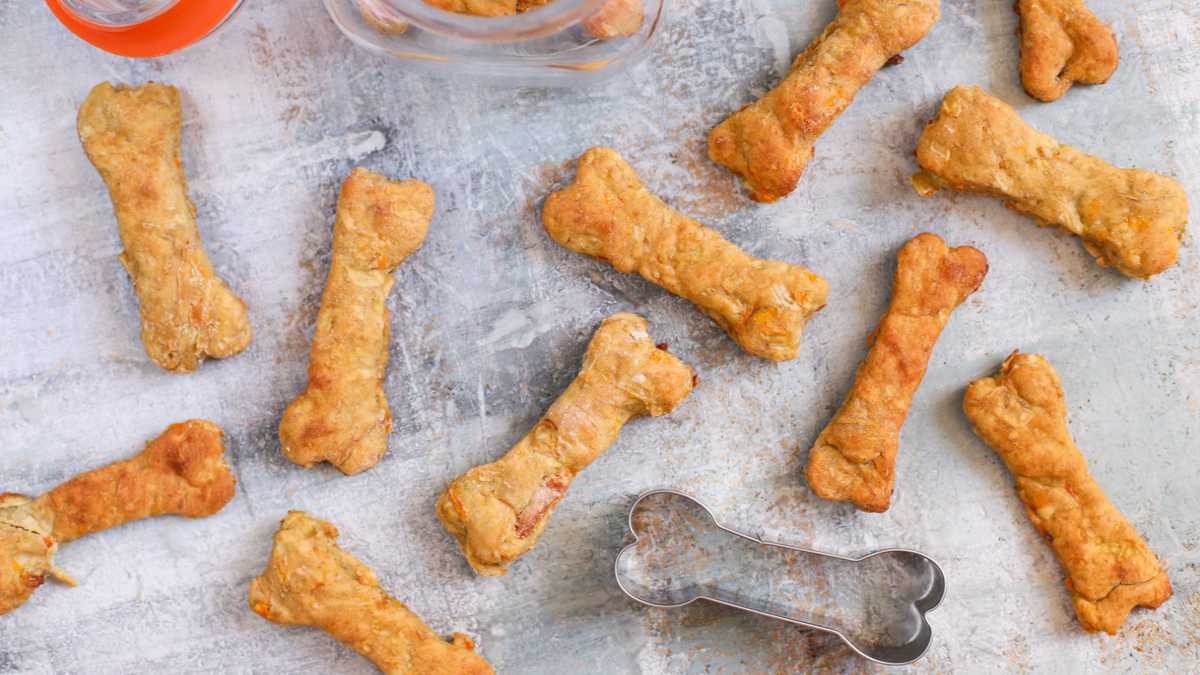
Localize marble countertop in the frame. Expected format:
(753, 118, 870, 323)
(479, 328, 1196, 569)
(0, 0, 1197, 672)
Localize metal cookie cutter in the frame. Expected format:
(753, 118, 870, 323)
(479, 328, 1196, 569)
(614, 490, 946, 666)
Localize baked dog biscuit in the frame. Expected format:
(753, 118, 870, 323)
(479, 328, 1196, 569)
(426, 0, 643, 37)
(963, 352, 1172, 634)
(914, 86, 1188, 279)
(437, 313, 695, 575)
(805, 233, 987, 512)
(708, 0, 940, 202)
(543, 148, 827, 361)
(1017, 0, 1118, 102)
(279, 169, 433, 476)
(78, 82, 252, 373)
(250, 511, 493, 675)
(1, 420, 236, 615)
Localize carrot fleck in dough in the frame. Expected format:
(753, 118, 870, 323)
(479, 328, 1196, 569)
(279, 169, 434, 476)
(0, 420, 236, 615)
(1017, 0, 1118, 102)
(437, 313, 695, 576)
(249, 511, 493, 675)
(78, 83, 252, 373)
(805, 233, 987, 513)
(913, 86, 1188, 279)
(708, 0, 940, 203)
(543, 148, 828, 361)
(963, 352, 1172, 634)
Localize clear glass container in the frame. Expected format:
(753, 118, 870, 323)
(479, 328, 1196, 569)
(323, 0, 667, 85)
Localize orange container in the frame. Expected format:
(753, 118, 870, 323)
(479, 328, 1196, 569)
(45, 0, 243, 57)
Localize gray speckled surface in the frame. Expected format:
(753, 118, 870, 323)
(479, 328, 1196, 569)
(0, 1, 1198, 673)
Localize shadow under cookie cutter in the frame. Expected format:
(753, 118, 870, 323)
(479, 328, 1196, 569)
(614, 489, 946, 666)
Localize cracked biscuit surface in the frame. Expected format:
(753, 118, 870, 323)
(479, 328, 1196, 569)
(708, 0, 940, 202)
(1017, 0, 1118, 102)
(963, 352, 1172, 634)
(805, 233, 987, 512)
(78, 82, 252, 373)
(437, 313, 695, 575)
(543, 148, 827, 361)
(913, 86, 1188, 279)
(279, 168, 433, 476)
(249, 511, 492, 675)
(1, 420, 235, 615)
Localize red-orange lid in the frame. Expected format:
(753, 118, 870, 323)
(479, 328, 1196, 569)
(45, 0, 241, 58)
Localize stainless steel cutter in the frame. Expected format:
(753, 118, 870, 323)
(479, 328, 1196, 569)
(614, 489, 946, 666)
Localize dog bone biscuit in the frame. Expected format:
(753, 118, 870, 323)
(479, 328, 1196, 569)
(963, 352, 1172, 634)
(1017, 0, 1118, 102)
(805, 233, 987, 512)
(708, 0, 940, 202)
(1, 420, 236, 615)
(249, 511, 493, 675)
(78, 82, 252, 373)
(437, 313, 695, 575)
(426, 0, 643, 37)
(279, 168, 434, 476)
(914, 86, 1188, 279)
(543, 148, 827, 361)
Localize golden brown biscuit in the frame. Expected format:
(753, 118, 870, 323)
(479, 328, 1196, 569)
(428, 0, 643, 38)
(426, 0, 515, 17)
(1017, 0, 1118, 102)
(1, 420, 236, 615)
(543, 148, 827, 361)
(963, 352, 1172, 634)
(805, 233, 987, 512)
(582, 0, 644, 38)
(78, 82, 252, 373)
(358, 0, 409, 33)
(913, 86, 1188, 279)
(437, 313, 695, 575)
(279, 169, 434, 476)
(708, 0, 940, 203)
(250, 511, 493, 675)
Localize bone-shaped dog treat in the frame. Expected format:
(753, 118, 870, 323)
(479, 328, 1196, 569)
(78, 82, 252, 373)
(805, 233, 987, 512)
(1017, 0, 1118, 102)
(249, 511, 493, 675)
(279, 168, 434, 476)
(425, 0, 643, 37)
(437, 313, 695, 576)
(542, 148, 828, 361)
(707, 0, 940, 203)
(0, 420, 236, 615)
(913, 86, 1188, 279)
(615, 490, 946, 665)
(963, 352, 1172, 634)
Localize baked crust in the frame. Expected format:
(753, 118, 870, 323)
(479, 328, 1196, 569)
(78, 82, 252, 373)
(913, 85, 1188, 279)
(279, 168, 434, 476)
(708, 0, 940, 202)
(805, 233, 987, 512)
(1017, 0, 1118, 102)
(0, 420, 235, 615)
(963, 352, 1172, 634)
(542, 147, 828, 361)
(249, 511, 493, 675)
(436, 313, 695, 575)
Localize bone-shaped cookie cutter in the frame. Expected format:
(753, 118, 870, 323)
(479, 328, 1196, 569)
(614, 490, 946, 666)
